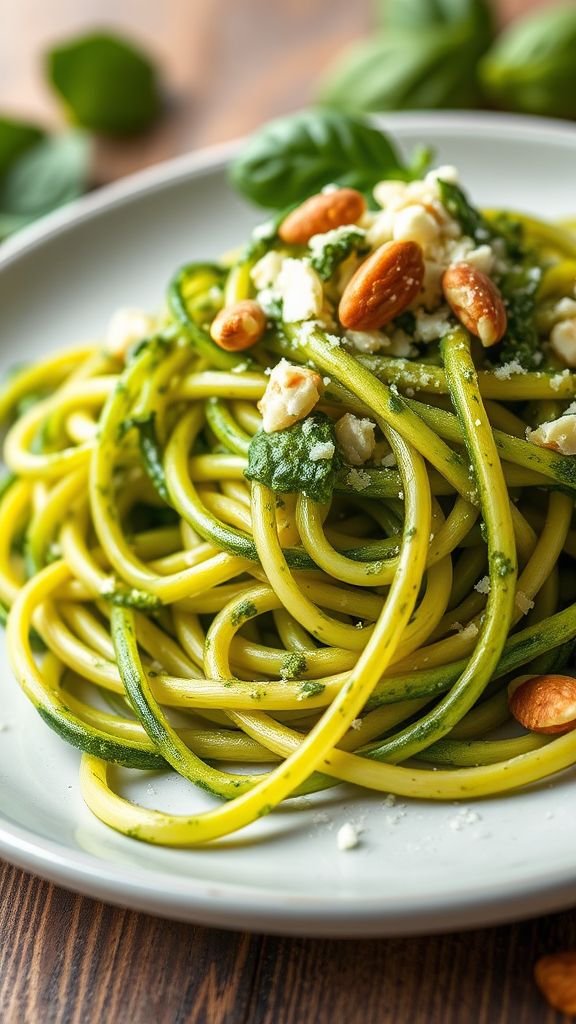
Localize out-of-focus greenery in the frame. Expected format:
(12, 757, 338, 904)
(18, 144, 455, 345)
(480, 5, 576, 119)
(320, 0, 576, 120)
(1, 5, 575, 244)
(0, 118, 45, 178)
(47, 32, 161, 135)
(0, 31, 160, 241)
(319, 0, 495, 111)
(0, 133, 90, 240)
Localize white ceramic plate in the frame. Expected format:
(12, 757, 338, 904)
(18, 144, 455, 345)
(1, 112, 576, 937)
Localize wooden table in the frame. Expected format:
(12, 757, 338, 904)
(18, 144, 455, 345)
(1, 1, 571, 1021)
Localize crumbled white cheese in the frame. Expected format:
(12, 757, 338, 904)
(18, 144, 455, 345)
(346, 467, 371, 491)
(105, 308, 156, 360)
(250, 250, 284, 290)
(550, 318, 576, 367)
(461, 622, 479, 640)
(251, 218, 276, 242)
(425, 164, 460, 186)
(335, 413, 376, 466)
(449, 807, 481, 831)
(552, 297, 576, 321)
(393, 203, 440, 246)
(493, 360, 527, 381)
(275, 258, 324, 323)
(388, 328, 415, 358)
(419, 259, 445, 310)
(257, 359, 323, 433)
(449, 240, 495, 275)
(381, 452, 397, 468)
(365, 208, 395, 249)
(350, 718, 363, 731)
(550, 368, 571, 391)
(528, 414, 576, 455)
(372, 179, 408, 209)
(515, 590, 535, 615)
(474, 576, 491, 595)
(309, 440, 335, 462)
(345, 329, 390, 354)
(308, 224, 366, 256)
(337, 822, 360, 851)
(414, 306, 453, 343)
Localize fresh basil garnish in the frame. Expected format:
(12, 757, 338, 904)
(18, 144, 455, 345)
(245, 413, 341, 504)
(230, 109, 422, 210)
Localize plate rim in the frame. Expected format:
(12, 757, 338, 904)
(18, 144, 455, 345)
(1, 109, 576, 935)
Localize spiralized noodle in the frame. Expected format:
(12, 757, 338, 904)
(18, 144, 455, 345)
(3, 181, 576, 847)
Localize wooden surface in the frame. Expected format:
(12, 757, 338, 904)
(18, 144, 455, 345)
(1, 1, 571, 1023)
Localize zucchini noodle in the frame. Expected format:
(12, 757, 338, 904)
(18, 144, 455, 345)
(4, 158, 576, 848)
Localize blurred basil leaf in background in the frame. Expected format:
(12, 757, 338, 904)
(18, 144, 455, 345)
(380, 0, 494, 34)
(481, 5, 576, 119)
(0, 133, 90, 241)
(46, 32, 161, 135)
(319, 0, 495, 113)
(0, 117, 46, 178)
(230, 109, 425, 209)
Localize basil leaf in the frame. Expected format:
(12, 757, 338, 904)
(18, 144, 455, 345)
(46, 32, 161, 135)
(229, 109, 412, 210)
(0, 133, 90, 239)
(481, 5, 576, 119)
(381, 0, 494, 38)
(245, 413, 341, 504)
(309, 227, 367, 280)
(0, 117, 45, 177)
(319, 23, 489, 113)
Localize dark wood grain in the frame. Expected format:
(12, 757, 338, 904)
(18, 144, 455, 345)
(0, 858, 574, 1023)
(0, 1, 571, 1022)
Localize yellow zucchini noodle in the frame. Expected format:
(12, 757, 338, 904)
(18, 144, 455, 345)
(3, 165, 576, 847)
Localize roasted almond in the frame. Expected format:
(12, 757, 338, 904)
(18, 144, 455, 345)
(442, 263, 507, 347)
(210, 300, 266, 351)
(535, 951, 576, 1014)
(278, 188, 366, 245)
(338, 240, 425, 331)
(508, 674, 576, 734)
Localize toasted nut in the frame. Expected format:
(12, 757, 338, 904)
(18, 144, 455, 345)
(442, 263, 507, 347)
(509, 674, 576, 734)
(338, 241, 425, 331)
(535, 952, 576, 1014)
(210, 300, 266, 351)
(279, 189, 366, 245)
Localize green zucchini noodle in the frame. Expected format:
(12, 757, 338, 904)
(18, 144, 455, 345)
(3, 161, 576, 847)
